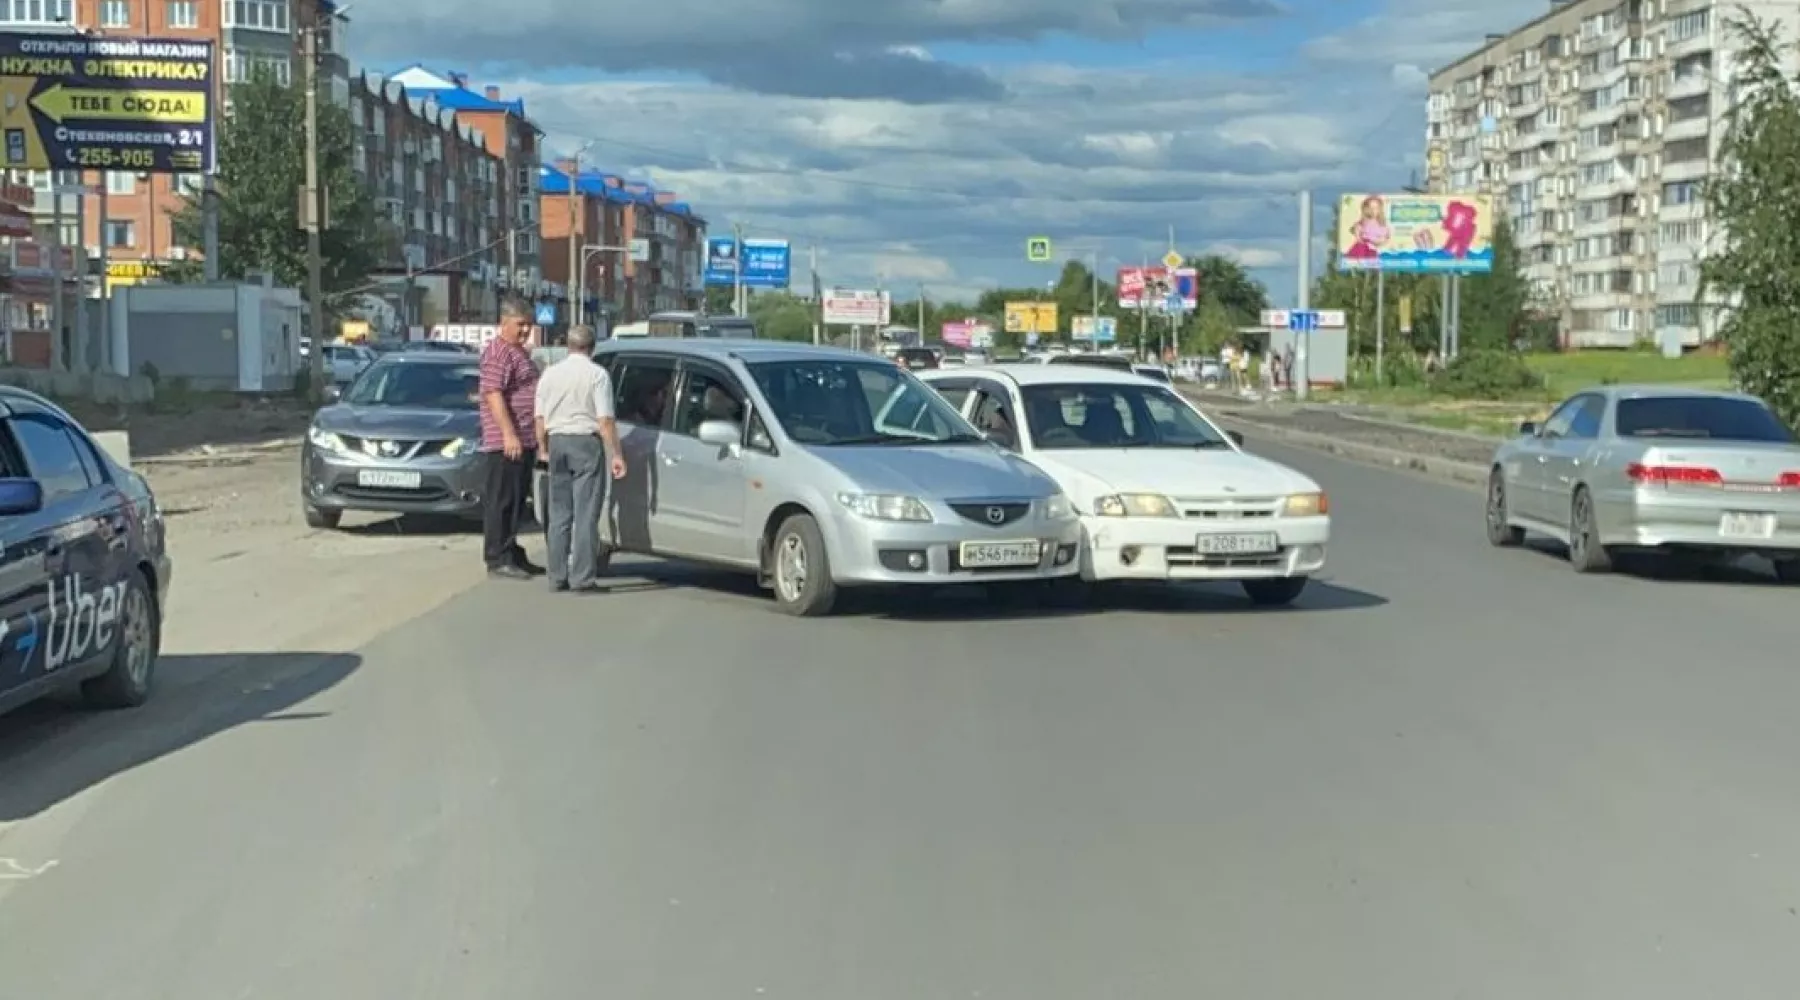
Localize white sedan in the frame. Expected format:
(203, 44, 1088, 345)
(919, 364, 1328, 604)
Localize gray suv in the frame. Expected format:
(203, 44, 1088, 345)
(591, 340, 1082, 615)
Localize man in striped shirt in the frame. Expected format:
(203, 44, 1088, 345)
(479, 298, 544, 579)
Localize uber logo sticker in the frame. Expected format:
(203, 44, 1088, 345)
(44, 574, 126, 671)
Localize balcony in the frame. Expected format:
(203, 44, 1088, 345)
(1664, 114, 1710, 142)
(1661, 156, 1710, 183)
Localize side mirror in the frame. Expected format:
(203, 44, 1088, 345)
(322, 384, 341, 403)
(1517, 421, 1537, 435)
(0, 478, 43, 516)
(1227, 430, 1245, 446)
(696, 419, 740, 447)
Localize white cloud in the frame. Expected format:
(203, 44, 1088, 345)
(349, 0, 1525, 299)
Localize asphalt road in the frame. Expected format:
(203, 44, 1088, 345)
(3, 441, 1799, 999)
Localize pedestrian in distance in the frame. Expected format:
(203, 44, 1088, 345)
(479, 297, 545, 580)
(533, 325, 626, 592)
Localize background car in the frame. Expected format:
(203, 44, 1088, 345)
(1132, 364, 1173, 384)
(300, 354, 487, 529)
(1047, 353, 1134, 373)
(396, 339, 479, 355)
(0, 387, 170, 717)
(920, 364, 1328, 604)
(1486, 385, 1800, 579)
(322, 343, 376, 384)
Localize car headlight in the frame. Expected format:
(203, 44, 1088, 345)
(1041, 493, 1076, 520)
(1092, 493, 1177, 517)
(1283, 492, 1329, 516)
(307, 425, 347, 452)
(837, 492, 933, 522)
(439, 437, 478, 458)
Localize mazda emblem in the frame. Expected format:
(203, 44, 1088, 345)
(986, 506, 1005, 523)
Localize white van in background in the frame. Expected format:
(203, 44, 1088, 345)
(611, 320, 649, 338)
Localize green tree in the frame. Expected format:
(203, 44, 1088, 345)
(746, 291, 815, 341)
(167, 68, 381, 307)
(1187, 254, 1268, 325)
(1703, 11, 1800, 425)
(1189, 293, 1235, 354)
(1454, 217, 1532, 351)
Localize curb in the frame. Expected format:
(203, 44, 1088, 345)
(134, 436, 301, 466)
(1213, 414, 1489, 488)
(1330, 408, 1505, 444)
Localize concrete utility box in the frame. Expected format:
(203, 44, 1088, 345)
(106, 282, 305, 392)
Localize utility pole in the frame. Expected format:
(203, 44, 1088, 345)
(916, 281, 925, 336)
(567, 142, 589, 326)
(809, 243, 820, 344)
(731, 222, 745, 317)
(1295, 189, 1312, 400)
(301, 20, 326, 397)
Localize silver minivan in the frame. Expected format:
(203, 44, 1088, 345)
(589, 340, 1083, 615)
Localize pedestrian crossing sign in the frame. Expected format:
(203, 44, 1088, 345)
(1026, 237, 1052, 261)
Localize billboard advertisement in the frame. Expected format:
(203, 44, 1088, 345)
(821, 288, 889, 325)
(0, 34, 215, 173)
(1335, 193, 1493, 272)
(703, 236, 791, 287)
(1116, 266, 1197, 310)
(1071, 315, 1117, 343)
(1003, 301, 1057, 334)
(940, 319, 993, 348)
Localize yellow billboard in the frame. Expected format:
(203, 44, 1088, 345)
(1003, 301, 1057, 333)
(1335, 193, 1493, 273)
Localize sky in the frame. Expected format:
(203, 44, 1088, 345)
(347, 0, 1550, 303)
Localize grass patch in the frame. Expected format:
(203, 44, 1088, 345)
(1529, 350, 1730, 396)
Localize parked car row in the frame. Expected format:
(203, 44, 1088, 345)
(298, 340, 1331, 616)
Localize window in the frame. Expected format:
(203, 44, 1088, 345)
(8, 413, 94, 498)
(928, 383, 970, 409)
(0, 0, 73, 22)
(100, 0, 128, 24)
(610, 358, 675, 426)
(225, 0, 287, 31)
(1616, 396, 1792, 442)
(105, 171, 134, 195)
(745, 360, 973, 446)
(669, 367, 744, 436)
(224, 49, 290, 85)
(165, 0, 197, 27)
(969, 389, 1017, 450)
(1018, 384, 1228, 450)
(1566, 396, 1605, 438)
(1667, 9, 1708, 43)
(105, 220, 134, 247)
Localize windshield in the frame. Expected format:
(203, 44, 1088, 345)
(746, 360, 981, 445)
(1019, 383, 1230, 449)
(1616, 395, 1795, 442)
(896, 349, 938, 370)
(342, 362, 482, 409)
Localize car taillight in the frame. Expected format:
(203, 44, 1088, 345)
(1780, 472, 1800, 487)
(1626, 463, 1722, 485)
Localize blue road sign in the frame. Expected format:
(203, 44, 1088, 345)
(535, 302, 557, 325)
(704, 236, 791, 288)
(1287, 310, 1319, 332)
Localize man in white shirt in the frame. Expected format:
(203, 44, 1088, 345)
(533, 326, 626, 592)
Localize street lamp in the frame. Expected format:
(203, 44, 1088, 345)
(577, 243, 629, 326)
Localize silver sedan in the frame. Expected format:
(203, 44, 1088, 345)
(1485, 384, 1800, 579)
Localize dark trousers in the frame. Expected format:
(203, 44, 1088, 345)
(482, 449, 536, 568)
(545, 434, 606, 586)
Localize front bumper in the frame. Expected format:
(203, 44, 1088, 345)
(1597, 487, 1800, 553)
(301, 443, 487, 518)
(828, 513, 1084, 585)
(1081, 514, 1329, 581)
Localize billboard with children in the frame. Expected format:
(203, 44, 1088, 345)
(1335, 193, 1493, 273)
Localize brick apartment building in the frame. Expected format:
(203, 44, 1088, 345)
(347, 70, 506, 328)
(539, 162, 705, 324)
(387, 66, 549, 319)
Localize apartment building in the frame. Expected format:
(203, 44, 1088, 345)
(386, 66, 549, 314)
(348, 71, 504, 328)
(539, 162, 705, 324)
(1424, 0, 1797, 348)
(0, 0, 344, 267)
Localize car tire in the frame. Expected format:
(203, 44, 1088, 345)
(303, 503, 341, 530)
(1241, 576, 1307, 606)
(1567, 486, 1613, 573)
(81, 568, 160, 710)
(1485, 468, 1525, 547)
(769, 513, 837, 616)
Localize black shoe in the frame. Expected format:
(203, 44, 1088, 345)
(488, 564, 532, 580)
(515, 558, 547, 576)
(549, 579, 568, 592)
(568, 581, 608, 593)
